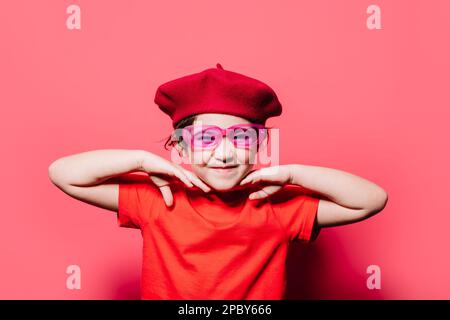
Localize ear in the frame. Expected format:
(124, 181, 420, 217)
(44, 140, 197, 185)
(174, 142, 188, 158)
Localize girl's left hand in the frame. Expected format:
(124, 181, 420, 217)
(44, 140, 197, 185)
(239, 165, 295, 200)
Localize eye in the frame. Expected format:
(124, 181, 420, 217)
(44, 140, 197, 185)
(232, 128, 258, 143)
(233, 133, 250, 141)
(194, 130, 217, 144)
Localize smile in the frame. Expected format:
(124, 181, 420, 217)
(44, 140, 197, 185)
(208, 166, 238, 173)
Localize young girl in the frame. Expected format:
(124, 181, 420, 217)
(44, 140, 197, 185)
(48, 63, 388, 300)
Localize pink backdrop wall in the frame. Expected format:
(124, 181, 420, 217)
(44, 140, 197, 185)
(1, 0, 449, 299)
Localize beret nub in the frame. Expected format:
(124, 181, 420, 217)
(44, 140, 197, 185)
(154, 63, 283, 128)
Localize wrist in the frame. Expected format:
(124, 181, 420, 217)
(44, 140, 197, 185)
(135, 150, 152, 172)
(288, 164, 305, 186)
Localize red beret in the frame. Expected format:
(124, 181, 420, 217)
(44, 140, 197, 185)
(154, 63, 283, 128)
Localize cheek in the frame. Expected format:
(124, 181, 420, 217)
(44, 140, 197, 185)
(238, 164, 253, 179)
(235, 148, 257, 165)
(185, 148, 213, 165)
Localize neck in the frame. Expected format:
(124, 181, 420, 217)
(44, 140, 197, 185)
(209, 188, 248, 204)
(188, 184, 252, 207)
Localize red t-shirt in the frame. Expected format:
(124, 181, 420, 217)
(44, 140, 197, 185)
(117, 174, 320, 299)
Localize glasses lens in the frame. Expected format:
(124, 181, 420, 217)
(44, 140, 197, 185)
(183, 124, 267, 150)
(230, 125, 266, 148)
(191, 127, 221, 149)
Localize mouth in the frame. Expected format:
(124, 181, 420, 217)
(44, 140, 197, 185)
(209, 165, 239, 169)
(208, 165, 239, 174)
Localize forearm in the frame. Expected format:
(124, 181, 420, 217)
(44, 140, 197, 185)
(48, 149, 148, 187)
(290, 164, 388, 212)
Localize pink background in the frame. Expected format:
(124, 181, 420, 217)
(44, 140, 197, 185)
(1, 0, 449, 299)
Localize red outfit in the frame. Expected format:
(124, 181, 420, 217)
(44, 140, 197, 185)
(117, 174, 320, 299)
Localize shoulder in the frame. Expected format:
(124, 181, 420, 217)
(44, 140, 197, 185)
(116, 173, 165, 209)
(268, 185, 321, 243)
(117, 173, 160, 192)
(268, 184, 318, 205)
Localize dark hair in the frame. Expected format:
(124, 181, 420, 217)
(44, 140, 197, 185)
(163, 114, 198, 150)
(162, 115, 271, 151)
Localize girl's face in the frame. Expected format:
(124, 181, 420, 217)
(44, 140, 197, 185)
(178, 113, 264, 191)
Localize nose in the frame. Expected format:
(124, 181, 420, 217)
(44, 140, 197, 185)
(212, 135, 235, 164)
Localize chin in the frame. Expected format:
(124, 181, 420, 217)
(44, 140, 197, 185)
(206, 180, 240, 191)
(209, 183, 236, 191)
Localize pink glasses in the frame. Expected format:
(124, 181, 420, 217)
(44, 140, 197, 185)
(179, 124, 268, 150)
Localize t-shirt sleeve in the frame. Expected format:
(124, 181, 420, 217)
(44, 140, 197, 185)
(270, 185, 321, 243)
(116, 174, 160, 229)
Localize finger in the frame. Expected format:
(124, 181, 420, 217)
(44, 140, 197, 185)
(170, 167, 194, 188)
(149, 175, 169, 187)
(240, 167, 282, 185)
(249, 185, 283, 200)
(240, 170, 262, 185)
(240, 170, 259, 185)
(179, 168, 211, 192)
(159, 185, 174, 207)
(149, 175, 174, 206)
(171, 163, 210, 192)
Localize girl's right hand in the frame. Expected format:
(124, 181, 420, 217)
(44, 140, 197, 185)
(140, 152, 210, 206)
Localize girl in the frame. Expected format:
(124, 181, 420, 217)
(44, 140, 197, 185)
(48, 63, 388, 299)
